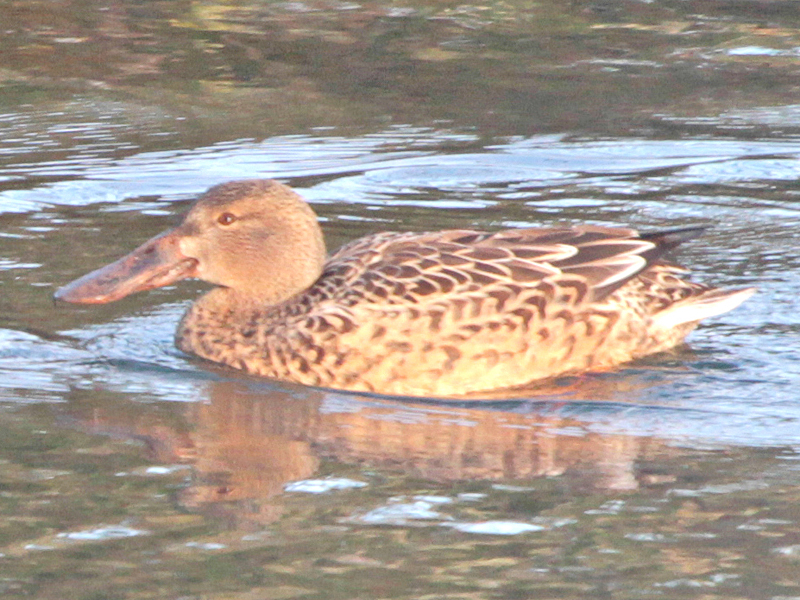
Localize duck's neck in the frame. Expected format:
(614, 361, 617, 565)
(197, 286, 269, 313)
(175, 287, 286, 361)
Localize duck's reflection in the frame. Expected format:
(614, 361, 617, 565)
(162, 377, 669, 524)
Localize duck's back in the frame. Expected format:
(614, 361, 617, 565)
(184, 225, 751, 397)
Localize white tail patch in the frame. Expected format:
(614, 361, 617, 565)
(653, 287, 756, 330)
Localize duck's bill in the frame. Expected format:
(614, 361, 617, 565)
(54, 230, 198, 304)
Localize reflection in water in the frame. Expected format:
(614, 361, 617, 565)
(8, 376, 797, 598)
(79, 379, 677, 527)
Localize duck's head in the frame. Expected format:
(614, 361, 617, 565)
(55, 180, 327, 305)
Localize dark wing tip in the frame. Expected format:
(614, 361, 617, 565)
(638, 226, 708, 252)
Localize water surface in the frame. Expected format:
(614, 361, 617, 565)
(1, 1, 800, 598)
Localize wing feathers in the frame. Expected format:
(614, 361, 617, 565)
(326, 225, 702, 307)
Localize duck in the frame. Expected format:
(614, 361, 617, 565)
(55, 179, 755, 397)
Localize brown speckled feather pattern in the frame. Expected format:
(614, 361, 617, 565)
(177, 225, 747, 397)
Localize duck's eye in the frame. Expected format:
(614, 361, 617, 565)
(217, 212, 237, 226)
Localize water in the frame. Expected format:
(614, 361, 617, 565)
(1, 1, 800, 598)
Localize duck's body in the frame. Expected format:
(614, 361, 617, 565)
(56, 180, 754, 397)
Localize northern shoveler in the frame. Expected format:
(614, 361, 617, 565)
(55, 179, 755, 396)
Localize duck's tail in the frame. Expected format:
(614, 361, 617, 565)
(652, 286, 756, 330)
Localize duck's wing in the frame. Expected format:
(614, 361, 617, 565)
(317, 225, 705, 307)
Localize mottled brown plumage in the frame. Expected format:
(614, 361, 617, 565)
(56, 179, 755, 397)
